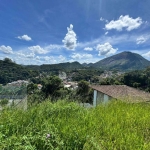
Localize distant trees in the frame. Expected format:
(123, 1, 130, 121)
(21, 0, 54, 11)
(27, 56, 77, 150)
(76, 80, 93, 104)
(77, 80, 89, 96)
(98, 67, 150, 92)
(0, 58, 39, 85)
(41, 76, 63, 99)
(71, 69, 103, 82)
(27, 83, 38, 94)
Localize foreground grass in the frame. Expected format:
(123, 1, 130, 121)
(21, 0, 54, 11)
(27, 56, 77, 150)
(0, 100, 150, 149)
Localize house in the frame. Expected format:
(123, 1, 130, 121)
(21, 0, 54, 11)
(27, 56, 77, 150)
(91, 85, 150, 106)
(63, 81, 78, 90)
(37, 84, 42, 90)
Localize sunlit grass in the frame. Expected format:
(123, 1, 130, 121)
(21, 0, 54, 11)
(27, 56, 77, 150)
(0, 100, 150, 149)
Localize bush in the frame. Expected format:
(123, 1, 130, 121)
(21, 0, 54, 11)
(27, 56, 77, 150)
(0, 99, 9, 106)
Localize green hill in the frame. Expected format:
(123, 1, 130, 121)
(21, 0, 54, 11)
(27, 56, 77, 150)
(0, 58, 39, 85)
(92, 51, 150, 71)
(26, 61, 83, 72)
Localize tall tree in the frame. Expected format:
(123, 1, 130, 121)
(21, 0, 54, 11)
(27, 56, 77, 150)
(41, 76, 63, 98)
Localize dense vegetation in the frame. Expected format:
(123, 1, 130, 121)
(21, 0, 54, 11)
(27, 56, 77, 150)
(68, 69, 103, 82)
(26, 61, 83, 72)
(27, 76, 93, 105)
(1, 100, 150, 149)
(100, 67, 150, 92)
(0, 58, 39, 85)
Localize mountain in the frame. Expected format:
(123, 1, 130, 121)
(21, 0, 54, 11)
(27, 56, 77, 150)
(82, 63, 93, 67)
(26, 61, 83, 72)
(92, 51, 150, 71)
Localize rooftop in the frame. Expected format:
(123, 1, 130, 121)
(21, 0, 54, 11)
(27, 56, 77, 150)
(91, 85, 150, 103)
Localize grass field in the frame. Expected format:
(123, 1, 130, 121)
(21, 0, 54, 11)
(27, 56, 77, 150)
(0, 100, 150, 149)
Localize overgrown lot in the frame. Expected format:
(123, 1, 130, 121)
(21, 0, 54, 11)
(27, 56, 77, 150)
(0, 100, 150, 149)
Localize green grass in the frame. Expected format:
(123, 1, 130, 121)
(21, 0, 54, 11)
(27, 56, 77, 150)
(0, 100, 150, 149)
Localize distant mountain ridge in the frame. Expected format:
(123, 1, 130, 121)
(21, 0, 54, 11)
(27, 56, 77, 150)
(26, 61, 83, 71)
(92, 51, 150, 71)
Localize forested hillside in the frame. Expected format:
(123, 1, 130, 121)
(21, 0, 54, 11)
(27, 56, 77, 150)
(92, 51, 150, 71)
(100, 67, 150, 92)
(26, 61, 83, 72)
(0, 58, 39, 85)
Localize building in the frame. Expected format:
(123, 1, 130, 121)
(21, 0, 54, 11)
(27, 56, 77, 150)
(91, 85, 150, 106)
(63, 81, 78, 90)
(37, 84, 42, 90)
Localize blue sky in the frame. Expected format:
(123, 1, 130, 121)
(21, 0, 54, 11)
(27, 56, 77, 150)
(0, 0, 150, 65)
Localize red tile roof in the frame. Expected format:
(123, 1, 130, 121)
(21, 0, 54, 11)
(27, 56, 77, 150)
(91, 85, 150, 102)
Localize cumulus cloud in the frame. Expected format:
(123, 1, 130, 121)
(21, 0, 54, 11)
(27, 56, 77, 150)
(44, 56, 57, 64)
(105, 15, 143, 31)
(62, 24, 77, 50)
(142, 51, 150, 58)
(28, 45, 48, 54)
(100, 17, 108, 23)
(0, 45, 13, 54)
(96, 43, 118, 56)
(36, 56, 40, 60)
(71, 53, 93, 59)
(26, 53, 35, 58)
(17, 52, 35, 58)
(45, 44, 62, 50)
(17, 52, 26, 57)
(100, 17, 104, 21)
(84, 47, 93, 51)
(58, 55, 66, 62)
(136, 36, 148, 44)
(17, 35, 32, 41)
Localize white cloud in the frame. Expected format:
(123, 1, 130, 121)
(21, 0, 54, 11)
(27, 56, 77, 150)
(84, 47, 93, 51)
(105, 32, 108, 35)
(100, 17, 108, 23)
(0, 45, 13, 54)
(36, 56, 40, 60)
(17, 35, 32, 41)
(96, 43, 118, 56)
(45, 44, 62, 50)
(17, 52, 26, 57)
(71, 53, 93, 59)
(142, 51, 150, 58)
(58, 55, 66, 62)
(17, 52, 35, 58)
(62, 24, 77, 50)
(100, 17, 104, 21)
(44, 56, 57, 64)
(136, 36, 148, 44)
(26, 53, 35, 58)
(28, 45, 48, 54)
(105, 15, 143, 31)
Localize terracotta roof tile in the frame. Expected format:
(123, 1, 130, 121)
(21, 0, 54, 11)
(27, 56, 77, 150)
(91, 85, 150, 102)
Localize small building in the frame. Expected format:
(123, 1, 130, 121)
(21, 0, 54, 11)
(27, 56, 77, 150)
(63, 81, 78, 90)
(91, 85, 150, 106)
(37, 84, 42, 90)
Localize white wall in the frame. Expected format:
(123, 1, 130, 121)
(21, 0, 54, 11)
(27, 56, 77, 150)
(93, 90, 111, 106)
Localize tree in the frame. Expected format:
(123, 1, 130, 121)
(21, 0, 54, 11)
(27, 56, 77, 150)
(41, 76, 63, 98)
(27, 83, 38, 95)
(77, 80, 89, 96)
(76, 80, 91, 104)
